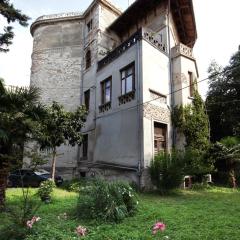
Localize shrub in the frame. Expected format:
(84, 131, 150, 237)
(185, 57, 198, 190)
(37, 179, 55, 203)
(150, 151, 184, 194)
(76, 179, 138, 222)
(61, 178, 87, 192)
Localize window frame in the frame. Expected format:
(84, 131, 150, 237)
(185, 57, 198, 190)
(120, 62, 135, 96)
(100, 77, 112, 105)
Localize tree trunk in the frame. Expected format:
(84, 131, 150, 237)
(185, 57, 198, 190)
(51, 148, 57, 180)
(0, 169, 8, 211)
(229, 169, 237, 189)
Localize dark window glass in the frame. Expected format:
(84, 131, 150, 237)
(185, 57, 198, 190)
(84, 90, 90, 111)
(121, 63, 135, 95)
(101, 77, 112, 104)
(82, 135, 88, 158)
(87, 19, 93, 32)
(188, 71, 194, 97)
(86, 50, 91, 69)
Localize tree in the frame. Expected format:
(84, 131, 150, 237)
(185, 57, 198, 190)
(0, 79, 46, 208)
(172, 91, 213, 177)
(210, 137, 240, 188)
(172, 91, 210, 151)
(36, 102, 86, 180)
(0, 0, 30, 52)
(206, 49, 240, 141)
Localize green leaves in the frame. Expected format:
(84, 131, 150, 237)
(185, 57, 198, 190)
(206, 50, 240, 141)
(36, 102, 86, 150)
(172, 91, 210, 151)
(0, 0, 30, 52)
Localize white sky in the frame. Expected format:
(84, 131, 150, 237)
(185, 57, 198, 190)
(0, 0, 240, 98)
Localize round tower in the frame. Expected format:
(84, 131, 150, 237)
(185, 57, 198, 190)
(30, 12, 84, 110)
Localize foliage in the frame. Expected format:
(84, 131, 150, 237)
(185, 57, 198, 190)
(206, 50, 240, 141)
(35, 101, 86, 179)
(172, 90, 210, 151)
(76, 179, 138, 222)
(37, 180, 55, 202)
(209, 136, 240, 187)
(150, 151, 185, 194)
(1, 188, 240, 240)
(0, 79, 46, 208)
(61, 178, 87, 192)
(0, 0, 30, 52)
(1, 188, 41, 240)
(172, 91, 212, 177)
(183, 147, 215, 177)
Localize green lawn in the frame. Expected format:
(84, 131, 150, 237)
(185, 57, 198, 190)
(1, 187, 240, 240)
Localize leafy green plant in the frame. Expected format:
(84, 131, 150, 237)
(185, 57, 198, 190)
(37, 179, 55, 203)
(149, 151, 184, 194)
(210, 136, 240, 188)
(61, 178, 87, 192)
(76, 179, 138, 222)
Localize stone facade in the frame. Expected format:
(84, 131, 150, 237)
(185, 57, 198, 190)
(30, 0, 199, 186)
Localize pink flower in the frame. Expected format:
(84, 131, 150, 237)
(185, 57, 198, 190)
(76, 225, 87, 237)
(152, 222, 166, 235)
(26, 220, 33, 229)
(26, 216, 41, 229)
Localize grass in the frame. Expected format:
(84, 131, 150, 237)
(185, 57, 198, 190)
(1, 187, 240, 240)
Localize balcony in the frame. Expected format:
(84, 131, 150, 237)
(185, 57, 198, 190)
(99, 102, 111, 113)
(171, 43, 195, 60)
(118, 91, 135, 105)
(97, 28, 167, 71)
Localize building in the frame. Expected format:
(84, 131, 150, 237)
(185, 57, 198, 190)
(30, 0, 198, 187)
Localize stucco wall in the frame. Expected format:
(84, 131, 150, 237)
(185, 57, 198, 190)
(94, 44, 140, 168)
(141, 40, 171, 167)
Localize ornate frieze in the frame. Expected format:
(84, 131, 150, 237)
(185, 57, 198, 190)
(143, 103, 170, 122)
(171, 43, 195, 60)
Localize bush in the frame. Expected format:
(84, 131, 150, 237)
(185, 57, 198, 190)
(150, 151, 184, 194)
(76, 179, 138, 222)
(61, 178, 87, 192)
(37, 179, 55, 202)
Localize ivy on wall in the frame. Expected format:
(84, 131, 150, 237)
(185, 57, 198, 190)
(172, 91, 210, 151)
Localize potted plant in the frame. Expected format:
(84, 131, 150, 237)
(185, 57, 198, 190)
(37, 179, 55, 203)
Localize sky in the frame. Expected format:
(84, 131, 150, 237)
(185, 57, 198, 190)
(0, 0, 240, 98)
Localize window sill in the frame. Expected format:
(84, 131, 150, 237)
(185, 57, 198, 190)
(99, 102, 111, 113)
(119, 91, 135, 105)
(188, 96, 194, 100)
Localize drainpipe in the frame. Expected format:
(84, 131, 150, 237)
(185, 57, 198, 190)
(136, 31, 142, 189)
(167, 0, 175, 148)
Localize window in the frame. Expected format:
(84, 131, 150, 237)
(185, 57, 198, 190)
(154, 122, 167, 155)
(101, 77, 111, 104)
(188, 71, 194, 97)
(84, 90, 90, 111)
(82, 135, 88, 158)
(121, 63, 135, 95)
(86, 50, 91, 69)
(87, 19, 93, 32)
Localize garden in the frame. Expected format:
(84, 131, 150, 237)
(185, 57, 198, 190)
(0, 185, 240, 240)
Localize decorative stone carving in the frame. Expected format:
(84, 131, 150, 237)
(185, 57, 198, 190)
(143, 103, 170, 122)
(171, 43, 195, 60)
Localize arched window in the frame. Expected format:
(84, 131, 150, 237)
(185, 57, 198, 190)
(86, 50, 91, 69)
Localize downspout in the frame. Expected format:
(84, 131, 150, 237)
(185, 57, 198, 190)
(136, 31, 142, 189)
(167, 0, 175, 148)
(78, 22, 86, 173)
